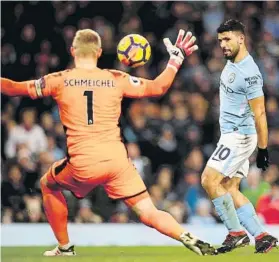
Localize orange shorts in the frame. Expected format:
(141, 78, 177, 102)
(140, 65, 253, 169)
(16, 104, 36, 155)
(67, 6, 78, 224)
(45, 155, 147, 200)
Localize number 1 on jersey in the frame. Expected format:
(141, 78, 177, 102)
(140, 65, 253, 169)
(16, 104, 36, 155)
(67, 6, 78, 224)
(83, 91, 93, 125)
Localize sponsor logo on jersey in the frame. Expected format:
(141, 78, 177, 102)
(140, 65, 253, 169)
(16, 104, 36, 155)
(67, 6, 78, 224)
(244, 75, 260, 87)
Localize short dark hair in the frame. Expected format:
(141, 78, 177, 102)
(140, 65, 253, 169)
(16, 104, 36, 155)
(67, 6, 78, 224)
(217, 19, 245, 34)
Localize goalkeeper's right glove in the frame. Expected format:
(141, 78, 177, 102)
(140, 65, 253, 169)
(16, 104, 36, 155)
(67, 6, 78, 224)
(164, 29, 198, 72)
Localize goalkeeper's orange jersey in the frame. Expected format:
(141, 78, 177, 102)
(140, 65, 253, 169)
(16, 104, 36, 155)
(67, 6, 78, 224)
(1, 66, 176, 173)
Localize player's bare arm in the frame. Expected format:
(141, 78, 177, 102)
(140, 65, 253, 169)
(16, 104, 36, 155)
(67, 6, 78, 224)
(249, 96, 268, 149)
(249, 96, 269, 171)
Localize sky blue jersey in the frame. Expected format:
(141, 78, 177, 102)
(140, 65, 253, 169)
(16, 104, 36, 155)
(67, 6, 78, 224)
(219, 54, 264, 135)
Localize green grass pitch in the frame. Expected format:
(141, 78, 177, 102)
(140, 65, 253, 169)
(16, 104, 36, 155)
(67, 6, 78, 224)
(1, 246, 278, 262)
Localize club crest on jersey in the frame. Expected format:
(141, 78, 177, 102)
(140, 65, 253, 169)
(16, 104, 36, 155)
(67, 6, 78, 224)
(228, 73, 236, 83)
(129, 76, 140, 86)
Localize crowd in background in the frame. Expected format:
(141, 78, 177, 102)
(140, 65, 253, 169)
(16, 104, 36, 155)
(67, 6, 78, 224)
(1, 1, 279, 225)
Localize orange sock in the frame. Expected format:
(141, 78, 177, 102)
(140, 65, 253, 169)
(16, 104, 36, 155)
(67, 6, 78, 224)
(139, 210, 184, 241)
(41, 183, 69, 246)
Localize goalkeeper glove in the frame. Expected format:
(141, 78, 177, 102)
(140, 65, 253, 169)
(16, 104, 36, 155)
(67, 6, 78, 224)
(163, 29, 198, 72)
(256, 147, 269, 171)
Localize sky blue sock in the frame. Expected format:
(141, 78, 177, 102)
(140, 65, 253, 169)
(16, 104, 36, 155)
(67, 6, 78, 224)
(212, 193, 243, 232)
(237, 203, 265, 238)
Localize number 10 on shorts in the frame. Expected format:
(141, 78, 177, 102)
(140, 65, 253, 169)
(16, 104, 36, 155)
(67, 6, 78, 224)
(212, 144, 231, 161)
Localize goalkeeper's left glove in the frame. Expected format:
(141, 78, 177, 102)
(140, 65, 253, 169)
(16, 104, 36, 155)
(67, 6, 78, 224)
(163, 29, 198, 72)
(256, 147, 269, 171)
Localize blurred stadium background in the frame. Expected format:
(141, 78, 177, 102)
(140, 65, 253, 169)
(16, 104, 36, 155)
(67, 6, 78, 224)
(1, 1, 279, 230)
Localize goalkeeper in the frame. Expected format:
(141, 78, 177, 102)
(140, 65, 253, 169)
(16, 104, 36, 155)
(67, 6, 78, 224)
(1, 29, 217, 256)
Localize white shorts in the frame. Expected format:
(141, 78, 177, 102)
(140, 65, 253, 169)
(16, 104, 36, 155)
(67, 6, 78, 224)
(207, 132, 257, 178)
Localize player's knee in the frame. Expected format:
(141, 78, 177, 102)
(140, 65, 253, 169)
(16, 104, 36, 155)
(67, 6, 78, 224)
(227, 187, 238, 195)
(131, 197, 158, 227)
(40, 176, 50, 195)
(201, 171, 213, 190)
(201, 167, 223, 191)
(40, 173, 59, 191)
(138, 207, 159, 228)
(221, 177, 241, 193)
(40, 175, 47, 188)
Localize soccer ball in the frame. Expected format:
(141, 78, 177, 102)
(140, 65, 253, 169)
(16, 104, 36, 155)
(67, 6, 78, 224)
(117, 34, 151, 68)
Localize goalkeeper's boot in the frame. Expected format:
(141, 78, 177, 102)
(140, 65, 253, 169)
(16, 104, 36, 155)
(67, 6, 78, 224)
(180, 232, 218, 256)
(43, 245, 76, 256)
(255, 234, 278, 254)
(217, 232, 250, 254)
